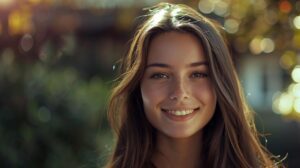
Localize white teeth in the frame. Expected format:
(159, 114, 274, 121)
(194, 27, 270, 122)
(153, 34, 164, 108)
(166, 109, 194, 116)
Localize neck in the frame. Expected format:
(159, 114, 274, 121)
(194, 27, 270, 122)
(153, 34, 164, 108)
(152, 131, 203, 168)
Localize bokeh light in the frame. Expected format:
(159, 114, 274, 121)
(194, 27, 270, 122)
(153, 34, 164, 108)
(20, 34, 34, 52)
(260, 38, 275, 53)
(273, 93, 294, 115)
(294, 98, 300, 113)
(288, 83, 295, 93)
(293, 83, 300, 97)
(198, 0, 214, 14)
(213, 1, 228, 16)
(8, 8, 33, 35)
(279, 0, 292, 13)
(249, 36, 262, 54)
(279, 50, 297, 70)
(224, 18, 239, 34)
(293, 16, 300, 29)
(292, 66, 300, 83)
(273, 82, 300, 116)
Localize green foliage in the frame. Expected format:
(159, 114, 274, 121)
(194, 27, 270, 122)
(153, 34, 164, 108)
(0, 53, 113, 168)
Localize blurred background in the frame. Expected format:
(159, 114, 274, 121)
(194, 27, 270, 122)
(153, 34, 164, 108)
(0, 0, 300, 167)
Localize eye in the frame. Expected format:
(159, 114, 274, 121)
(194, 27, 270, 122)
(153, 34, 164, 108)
(150, 73, 169, 79)
(191, 72, 208, 78)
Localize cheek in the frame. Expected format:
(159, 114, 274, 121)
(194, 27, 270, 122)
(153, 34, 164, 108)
(140, 81, 168, 108)
(140, 81, 169, 125)
(193, 81, 216, 103)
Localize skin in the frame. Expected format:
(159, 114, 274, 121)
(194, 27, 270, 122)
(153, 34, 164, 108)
(140, 31, 217, 168)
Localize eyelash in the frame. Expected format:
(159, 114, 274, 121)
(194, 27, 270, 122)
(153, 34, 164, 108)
(191, 72, 208, 78)
(149, 72, 208, 79)
(150, 73, 169, 79)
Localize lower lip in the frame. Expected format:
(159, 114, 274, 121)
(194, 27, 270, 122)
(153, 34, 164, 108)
(162, 109, 198, 122)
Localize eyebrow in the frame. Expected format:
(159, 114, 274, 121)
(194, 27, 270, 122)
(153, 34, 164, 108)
(146, 61, 208, 69)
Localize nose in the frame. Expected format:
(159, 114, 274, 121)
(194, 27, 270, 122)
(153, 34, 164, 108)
(169, 77, 190, 101)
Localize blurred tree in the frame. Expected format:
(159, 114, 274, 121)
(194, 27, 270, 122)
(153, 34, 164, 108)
(0, 49, 112, 167)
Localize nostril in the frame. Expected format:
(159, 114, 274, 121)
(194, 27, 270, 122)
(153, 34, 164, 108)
(168, 82, 190, 101)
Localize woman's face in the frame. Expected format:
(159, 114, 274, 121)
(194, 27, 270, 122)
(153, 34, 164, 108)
(140, 31, 217, 138)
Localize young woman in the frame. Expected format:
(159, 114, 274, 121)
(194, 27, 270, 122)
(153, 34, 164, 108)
(105, 3, 283, 168)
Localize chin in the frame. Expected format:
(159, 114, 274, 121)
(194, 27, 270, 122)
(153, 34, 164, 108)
(160, 129, 202, 139)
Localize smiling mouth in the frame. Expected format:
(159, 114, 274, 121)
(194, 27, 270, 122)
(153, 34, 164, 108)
(161, 107, 200, 116)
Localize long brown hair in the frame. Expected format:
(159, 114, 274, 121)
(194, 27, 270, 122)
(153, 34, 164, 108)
(106, 3, 282, 168)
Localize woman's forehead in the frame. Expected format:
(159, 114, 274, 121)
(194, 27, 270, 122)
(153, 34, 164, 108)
(147, 31, 207, 65)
